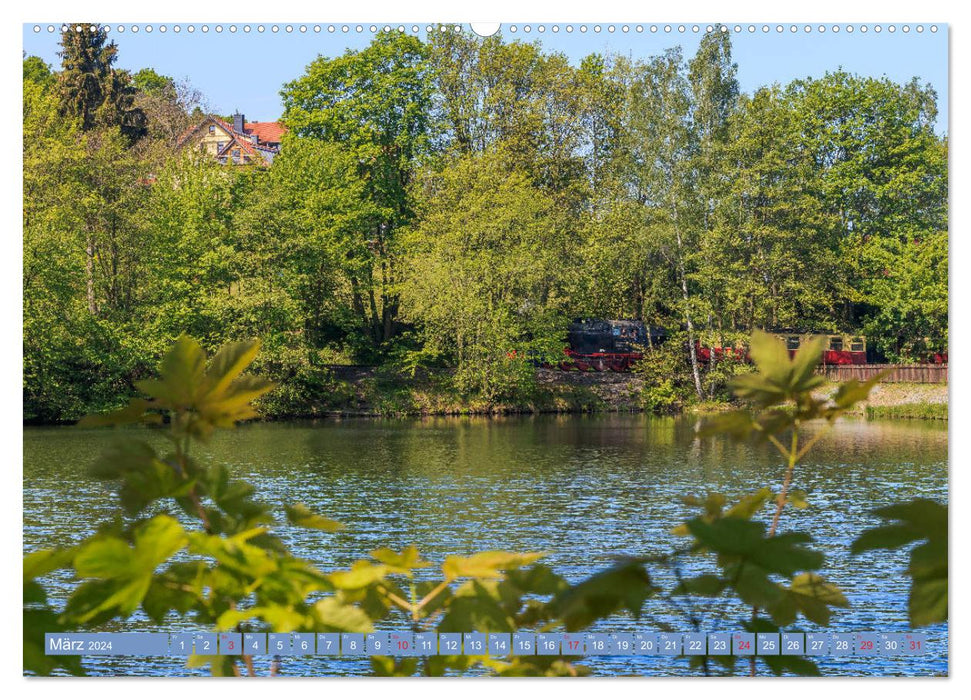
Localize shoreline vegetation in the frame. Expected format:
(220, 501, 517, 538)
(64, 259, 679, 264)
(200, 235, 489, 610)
(241, 370, 951, 421)
(22, 365, 949, 426)
(23, 364, 948, 425)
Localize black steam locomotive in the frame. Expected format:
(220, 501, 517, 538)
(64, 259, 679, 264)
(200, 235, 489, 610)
(560, 319, 664, 371)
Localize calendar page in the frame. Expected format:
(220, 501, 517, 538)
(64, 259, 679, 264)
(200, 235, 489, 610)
(21, 18, 948, 680)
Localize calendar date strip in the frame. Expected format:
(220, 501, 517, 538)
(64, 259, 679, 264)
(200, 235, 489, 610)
(44, 631, 931, 658)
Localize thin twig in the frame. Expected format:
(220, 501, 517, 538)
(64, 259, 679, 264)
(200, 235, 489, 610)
(793, 424, 832, 465)
(413, 580, 451, 621)
(376, 584, 413, 613)
(750, 424, 800, 676)
(768, 425, 799, 538)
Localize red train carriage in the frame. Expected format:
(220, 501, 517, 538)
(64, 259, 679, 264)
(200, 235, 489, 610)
(814, 334, 867, 365)
(561, 324, 873, 371)
(694, 344, 748, 362)
(696, 333, 868, 365)
(560, 322, 944, 372)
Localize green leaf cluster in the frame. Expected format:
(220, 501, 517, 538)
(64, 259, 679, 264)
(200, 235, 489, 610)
(852, 499, 947, 627)
(673, 491, 848, 628)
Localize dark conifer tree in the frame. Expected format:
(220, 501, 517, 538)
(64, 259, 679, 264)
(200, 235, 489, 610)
(57, 24, 146, 141)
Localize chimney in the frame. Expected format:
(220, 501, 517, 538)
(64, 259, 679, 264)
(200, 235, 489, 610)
(233, 112, 245, 133)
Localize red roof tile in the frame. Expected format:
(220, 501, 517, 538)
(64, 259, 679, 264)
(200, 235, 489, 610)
(244, 121, 287, 144)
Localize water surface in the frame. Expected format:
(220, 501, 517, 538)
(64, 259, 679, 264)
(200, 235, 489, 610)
(23, 414, 948, 677)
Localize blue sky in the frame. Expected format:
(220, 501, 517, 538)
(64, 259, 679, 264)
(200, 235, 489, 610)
(22, 23, 949, 134)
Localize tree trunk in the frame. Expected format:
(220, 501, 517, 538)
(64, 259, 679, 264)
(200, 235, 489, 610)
(85, 235, 97, 315)
(368, 287, 381, 345)
(349, 277, 368, 338)
(382, 298, 397, 344)
(675, 227, 704, 400)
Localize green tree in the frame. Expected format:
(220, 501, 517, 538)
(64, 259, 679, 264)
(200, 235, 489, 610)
(625, 49, 706, 399)
(706, 87, 844, 331)
(788, 72, 947, 357)
(688, 28, 739, 336)
(55, 25, 152, 322)
(577, 196, 672, 324)
(23, 73, 151, 420)
(23, 79, 95, 420)
(862, 228, 948, 360)
(133, 67, 174, 96)
(401, 151, 571, 400)
(23, 54, 52, 88)
(688, 29, 738, 147)
(428, 31, 588, 211)
(139, 153, 239, 345)
(282, 31, 434, 350)
(247, 138, 384, 353)
(576, 53, 627, 196)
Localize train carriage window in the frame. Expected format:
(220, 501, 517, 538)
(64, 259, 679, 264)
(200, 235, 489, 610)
(786, 336, 800, 350)
(829, 336, 843, 351)
(850, 337, 865, 352)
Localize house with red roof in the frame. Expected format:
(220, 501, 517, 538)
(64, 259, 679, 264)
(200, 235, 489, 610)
(177, 112, 287, 166)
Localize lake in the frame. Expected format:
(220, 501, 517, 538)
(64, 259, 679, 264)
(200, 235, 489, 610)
(23, 414, 948, 677)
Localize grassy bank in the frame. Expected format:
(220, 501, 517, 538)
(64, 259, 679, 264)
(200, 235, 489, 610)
(812, 381, 948, 421)
(865, 403, 948, 421)
(861, 381, 949, 408)
(351, 369, 611, 416)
